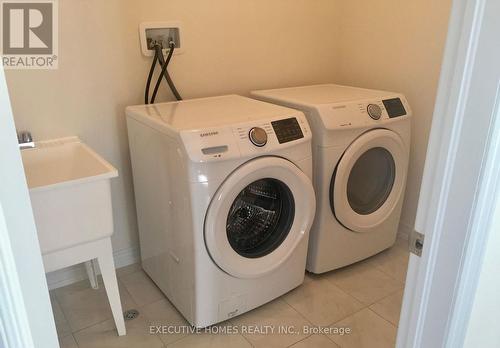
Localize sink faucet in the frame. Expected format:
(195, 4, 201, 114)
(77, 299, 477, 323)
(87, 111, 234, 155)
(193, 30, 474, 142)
(17, 130, 35, 149)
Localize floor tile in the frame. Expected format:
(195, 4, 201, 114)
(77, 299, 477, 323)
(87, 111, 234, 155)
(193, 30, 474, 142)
(141, 298, 190, 345)
(58, 334, 78, 348)
(54, 278, 103, 298)
(290, 334, 339, 348)
(51, 241, 410, 348)
(327, 308, 397, 348)
(231, 298, 310, 348)
(369, 290, 404, 326)
(56, 279, 137, 332)
(283, 278, 364, 326)
(50, 291, 72, 338)
(325, 261, 403, 305)
(120, 270, 166, 307)
(368, 243, 410, 283)
(74, 315, 164, 348)
(116, 263, 142, 279)
(166, 332, 252, 348)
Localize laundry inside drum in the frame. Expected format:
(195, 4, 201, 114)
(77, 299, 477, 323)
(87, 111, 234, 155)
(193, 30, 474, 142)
(226, 178, 295, 258)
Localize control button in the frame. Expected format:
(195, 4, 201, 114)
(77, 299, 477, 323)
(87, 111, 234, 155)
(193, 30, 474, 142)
(367, 104, 382, 120)
(248, 127, 267, 147)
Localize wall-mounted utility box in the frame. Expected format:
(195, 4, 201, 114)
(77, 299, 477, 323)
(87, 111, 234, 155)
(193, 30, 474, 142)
(139, 21, 184, 57)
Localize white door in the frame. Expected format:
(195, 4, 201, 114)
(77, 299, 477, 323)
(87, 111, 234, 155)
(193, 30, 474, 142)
(204, 156, 315, 278)
(397, 0, 500, 346)
(332, 129, 408, 232)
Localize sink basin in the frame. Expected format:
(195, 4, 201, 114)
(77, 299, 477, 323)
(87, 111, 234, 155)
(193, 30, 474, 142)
(22, 137, 117, 192)
(22, 137, 118, 254)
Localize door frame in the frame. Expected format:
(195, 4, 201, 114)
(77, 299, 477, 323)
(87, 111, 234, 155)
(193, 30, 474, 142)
(397, 0, 500, 346)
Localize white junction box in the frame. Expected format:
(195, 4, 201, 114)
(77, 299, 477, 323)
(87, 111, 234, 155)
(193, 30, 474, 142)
(139, 21, 184, 57)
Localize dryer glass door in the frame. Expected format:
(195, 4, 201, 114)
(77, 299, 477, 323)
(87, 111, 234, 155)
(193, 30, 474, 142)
(331, 129, 408, 233)
(347, 147, 396, 215)
(205, 157, 315, 278)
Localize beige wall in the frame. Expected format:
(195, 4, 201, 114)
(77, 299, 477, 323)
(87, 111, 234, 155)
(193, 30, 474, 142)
(5, 0, 339, 254)
(5, 0, 452, 270)
(334, 0, 452, 231)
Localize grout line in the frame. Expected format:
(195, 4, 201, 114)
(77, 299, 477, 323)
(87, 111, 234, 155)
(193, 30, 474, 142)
(367, 307, 399, 329)
(367, 248, 410, 284)
(71, 317, 110, 336)
(368, 288, 404, 326)
(52, 295, 72, 336)
(284, 277, 370, 328)
(320, 276, 371, 308)
(285, 333, 312, 347)
(72, 333, 80, 348)
(329, 306, 367, 326)
(59, 333, 80, 348)
(371, 261, 407, 284)
(369, 287, 404, 307)
(323, 333, 342, 347)
(116, 263, 142, 281)
(59, 277, 138, 336)
(280, 294, 315, 327)
(240, 332, 256, 348)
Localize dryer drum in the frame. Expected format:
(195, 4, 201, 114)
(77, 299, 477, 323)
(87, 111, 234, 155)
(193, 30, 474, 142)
(226, 178, 295, 259)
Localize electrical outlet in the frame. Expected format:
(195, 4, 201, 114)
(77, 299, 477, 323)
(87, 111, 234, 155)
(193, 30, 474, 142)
(139, 21, 183, 57)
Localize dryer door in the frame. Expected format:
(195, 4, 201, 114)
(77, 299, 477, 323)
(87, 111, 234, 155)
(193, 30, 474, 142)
(331, 129, 408, 233)
(205, 156, 315, 278)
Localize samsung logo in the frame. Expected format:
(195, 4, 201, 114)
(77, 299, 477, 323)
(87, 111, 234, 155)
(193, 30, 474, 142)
(200, 131, 219, 137)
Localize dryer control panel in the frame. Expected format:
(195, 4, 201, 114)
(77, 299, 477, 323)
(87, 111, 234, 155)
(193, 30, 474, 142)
(382, 98, 407, 118)
(180, 113, 311, 162)
(318, 94, 412, 130)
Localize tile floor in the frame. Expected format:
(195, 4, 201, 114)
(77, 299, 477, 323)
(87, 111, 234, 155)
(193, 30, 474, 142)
(52, 238, 409, 348)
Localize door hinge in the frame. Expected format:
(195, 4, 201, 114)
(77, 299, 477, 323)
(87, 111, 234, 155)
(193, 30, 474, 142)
(409, 229, 425, 257)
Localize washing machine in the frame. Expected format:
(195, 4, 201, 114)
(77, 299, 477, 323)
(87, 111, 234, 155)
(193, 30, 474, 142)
(252, 84, 411, 273)
(126, 95, 316, 327)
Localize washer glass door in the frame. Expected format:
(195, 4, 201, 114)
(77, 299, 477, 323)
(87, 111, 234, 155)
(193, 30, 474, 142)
(205, 157, 315, 278)
(331, 129, 408, 232)
(226, 178, 294, 259)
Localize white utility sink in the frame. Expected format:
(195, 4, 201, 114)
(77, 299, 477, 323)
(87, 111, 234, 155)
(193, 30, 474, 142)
(21, 137, 118, 254)
(21, 136, 126, 336)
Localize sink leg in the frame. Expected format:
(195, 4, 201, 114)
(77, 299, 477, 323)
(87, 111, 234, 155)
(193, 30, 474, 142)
(84, 260, 99, 289)
(97, 238, 126, 336)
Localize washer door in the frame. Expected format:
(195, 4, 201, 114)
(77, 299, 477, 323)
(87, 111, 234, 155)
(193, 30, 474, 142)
(205, 157, 315, 278)
(331, 129, 407, 233)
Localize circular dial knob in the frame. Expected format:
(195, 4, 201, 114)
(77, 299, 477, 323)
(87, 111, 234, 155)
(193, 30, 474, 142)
(248, 127, 268, 147)
(367, 104, 382, 120)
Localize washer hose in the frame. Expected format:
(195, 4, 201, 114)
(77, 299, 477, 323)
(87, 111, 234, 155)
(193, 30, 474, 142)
(144, 41, 182, 104)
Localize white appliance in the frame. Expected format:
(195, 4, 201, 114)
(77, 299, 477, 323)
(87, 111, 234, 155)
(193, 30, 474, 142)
(252, 84, 412, 273)
(126, 95, 316, 327)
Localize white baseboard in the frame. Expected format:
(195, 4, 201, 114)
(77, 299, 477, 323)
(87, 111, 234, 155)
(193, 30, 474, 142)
(46, 245, 140, 290)
(398, 221, 413, 240)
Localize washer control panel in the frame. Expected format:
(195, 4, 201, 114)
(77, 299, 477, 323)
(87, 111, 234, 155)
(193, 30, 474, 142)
(248, 127, 268, 147)
(271, 117, 304, 144)
(180, 114, 311, 162)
